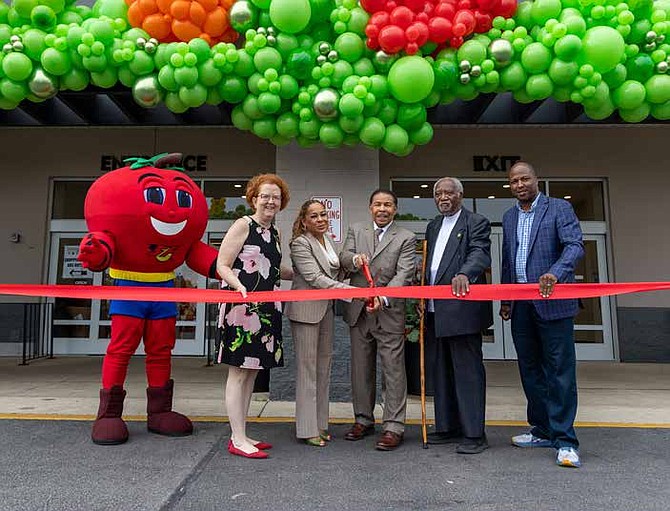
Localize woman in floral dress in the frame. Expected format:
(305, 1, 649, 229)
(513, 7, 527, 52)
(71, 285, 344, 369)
(216, 174, 291, 459)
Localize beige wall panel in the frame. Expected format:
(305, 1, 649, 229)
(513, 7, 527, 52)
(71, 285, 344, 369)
(155, 127, 275, 176)
(380, 126, 670, 308)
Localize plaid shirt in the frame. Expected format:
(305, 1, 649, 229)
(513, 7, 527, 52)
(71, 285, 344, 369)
(514, 193, 542, 283)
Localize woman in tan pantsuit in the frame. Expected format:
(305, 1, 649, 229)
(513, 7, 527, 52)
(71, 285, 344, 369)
(285, 200, 357, 446)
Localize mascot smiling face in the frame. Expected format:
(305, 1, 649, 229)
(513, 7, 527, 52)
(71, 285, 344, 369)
(83, 154, 209, 273)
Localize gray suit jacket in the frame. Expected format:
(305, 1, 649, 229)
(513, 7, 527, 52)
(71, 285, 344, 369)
(285, 233, 349, 324)
(340, 221, 416, 334)
(425, 208, 493, 338)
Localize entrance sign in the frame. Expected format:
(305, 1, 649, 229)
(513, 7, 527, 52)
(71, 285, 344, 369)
(62, 246, 92, 280)
(311, 196, 342, 242)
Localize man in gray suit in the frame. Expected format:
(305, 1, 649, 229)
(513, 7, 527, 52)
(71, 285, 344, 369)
(340, 189, 416, 451)
(425, 177, 492, 454)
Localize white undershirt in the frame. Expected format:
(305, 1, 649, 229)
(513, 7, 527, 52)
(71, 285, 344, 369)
(428, 210, 461, 312)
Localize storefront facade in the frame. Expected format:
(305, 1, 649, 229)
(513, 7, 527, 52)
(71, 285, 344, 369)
(0, 125, 668, 361)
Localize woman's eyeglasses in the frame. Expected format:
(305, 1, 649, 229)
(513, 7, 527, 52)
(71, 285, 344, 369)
(258, 193, 282, 202)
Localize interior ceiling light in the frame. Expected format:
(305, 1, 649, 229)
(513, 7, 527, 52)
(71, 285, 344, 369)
(234, 184, 242, 188)
(564, 195, 572, 199)
(420, 184, 429, 188)
(488, 195, 495, 199)
(502, 184, 510, 188)
(413, 195, 421, 199)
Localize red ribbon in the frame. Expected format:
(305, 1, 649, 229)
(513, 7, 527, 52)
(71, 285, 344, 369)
(361, 261, 376, 308)
(0, 282, 668, 303)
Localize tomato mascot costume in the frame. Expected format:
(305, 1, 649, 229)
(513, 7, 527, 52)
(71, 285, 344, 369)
(78, 153, 218, 445)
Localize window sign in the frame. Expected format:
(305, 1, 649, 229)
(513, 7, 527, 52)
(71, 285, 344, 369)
(62, 246, 92, 281)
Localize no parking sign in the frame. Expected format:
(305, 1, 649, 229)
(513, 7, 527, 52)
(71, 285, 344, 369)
(311, 196, 342, 242)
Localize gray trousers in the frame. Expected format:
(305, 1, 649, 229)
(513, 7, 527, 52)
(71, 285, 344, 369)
(350, 312, 407, 435)
(291, 307, 334, 439)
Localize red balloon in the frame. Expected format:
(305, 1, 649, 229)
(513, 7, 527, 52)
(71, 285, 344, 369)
(390, 6, 414, 28)
(360, 0, 388, 13)
(457, 0, 471, 9)
(453, 9, 475, 33)
(434, 1, 455, 19)
(450, 35, 464, 48)
(403, 0, 425, 12)
(414, 20, 429, 45)
(428, 16, 452, 43)
(370, 10, 391, 26)
(474, 11, 492, 31)
(476, 0, 500, 12)
(498, 0, 517, 17)
(379, 24, 407, 53)
(406, 42, 419, 54)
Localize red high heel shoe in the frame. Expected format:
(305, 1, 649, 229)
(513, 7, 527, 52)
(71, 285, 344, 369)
(254, 441, 273, 450)
(228, 440, 269, 459)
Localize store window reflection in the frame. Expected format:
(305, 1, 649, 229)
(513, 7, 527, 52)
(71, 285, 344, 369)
(52, 181, 93, 219)
(204, 181, 253, 219)
(548, 181, 605, 221)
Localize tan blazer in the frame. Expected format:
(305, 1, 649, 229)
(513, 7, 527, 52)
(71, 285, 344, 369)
(340, 221, 416, 334)
(285, 233, 350, 324)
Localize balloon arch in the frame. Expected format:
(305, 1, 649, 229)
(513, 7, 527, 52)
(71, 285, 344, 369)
(1, 0, 669, 155)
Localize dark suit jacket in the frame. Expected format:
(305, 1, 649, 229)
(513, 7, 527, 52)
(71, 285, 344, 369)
(501, 193, 584, 321)
(425, 208, 492, 338)
(340, 221, 416, 335)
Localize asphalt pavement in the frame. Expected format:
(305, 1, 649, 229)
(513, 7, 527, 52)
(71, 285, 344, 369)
(2, 420, 669, 511)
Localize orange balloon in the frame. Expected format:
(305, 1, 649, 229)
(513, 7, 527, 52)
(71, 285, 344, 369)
(196, 0, 218, 12)
(221, 27, 237, 43)
(170, 0, 190, 20)
(199, 33, 212, 45)
(219, 0, 234, 9)
(203, 9, 226, 36)
(143, 13, 172, 39)
(172, 19, 201, 40)
(155, 0, 172, 13)
(127, 3, 144, 26)
(138, 0, 158, 15)
(189, 1, 207, 26)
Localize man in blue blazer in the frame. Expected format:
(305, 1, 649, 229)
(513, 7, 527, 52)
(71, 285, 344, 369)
(500, 161, 584, 468)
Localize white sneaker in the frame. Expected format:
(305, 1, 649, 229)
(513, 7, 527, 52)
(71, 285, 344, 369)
(511, 432, 552, 448)
(556, 447, 581, 468)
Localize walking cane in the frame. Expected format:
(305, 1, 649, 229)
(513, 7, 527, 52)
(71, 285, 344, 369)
(419, 239, 428, 449)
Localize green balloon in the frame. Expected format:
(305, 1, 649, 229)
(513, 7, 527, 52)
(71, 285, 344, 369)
(559, 11, 586, 38)
(515, 1, 533, 28)
(500, 62, 526, 90)
(278, 75, 299, 99)
(14, 0, 37, 19)
(198, 60, 222, 87)
(285, 49, 313, 80)
(645, 74, 670, 104)
(388, 56, 434, 103)
(526, 73, 553, 100)
(118, 66, 135, 88)
(61, 67, 89, 91)
(352, 57, 374, 76)
(330, 60, 354, 88)
(232, 105, 253, 130)
(250, 0, 271, 9)
(530, 0, 562, 25)
(309, 0, 335, 24)
(93, 0, 127, 18)
(3, 53, 33, 82)
(396, 103, 427, 131)
(299, 118, 321, 139)
(602, 64, 627, 89)
(247, 73, 263, 95)
(269, 0, 311, 34)
(275, 33, 299, 59)
(626, 54, 654, 82)
(253, 47, 282, 73)
(22, 29, 47, 61)
(219, 76, 248, 103)
(583, 98, 615, 120)
(580, 27, 625, 74)
(253, 118, 277, 139)
(271, 134, 292, 146)
(320, 123, 344, 147)
(258, 91, 281, 114)
(174, 66, 198, 88)
(650, 100, 670, 120)
(276, 112, 300, 137)
(189, 38, 211, 65)
(377, 98, 398, 125)
(612, 80, 646, 109)
(233, 50, 255, 78)
(521, 43, 552, 74)
(359, 117, 386, 147)
(348, 7, 369, 36)
(158, 66, 178, 92)
(619, 103, 650, 122)
(457, 40, 487, 66)
(90, 68, 117, 88)
(179, 84, 207, 108)
(41, 48, 71, 76)
(0, 78, 28, 103)
(409, 122, 433, 146)
(242, 95, 264, 120)
(339, 92, 364, 117)
(548, 59, 578, 86)
(339, 114, 364, 133)
(553, 35, 581, 61)
(335, 33, 365, 63)
(382, 124, 409, 154)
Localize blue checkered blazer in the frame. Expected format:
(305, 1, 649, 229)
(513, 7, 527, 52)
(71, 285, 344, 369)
(501, 194, 584, 321)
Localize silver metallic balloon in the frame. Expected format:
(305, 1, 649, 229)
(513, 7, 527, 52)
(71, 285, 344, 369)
(12, 41, 24, 52)
(646, 30, 657, 43)
(489, 39, 513, 66)
(470, 65, 482, 78)
(144, 41, 157, 54)
(459, 60, 471, 73)
(319, 42, 331, 55)
(316, 54, 327, 65)
(327, 50, 338, 62)
(2, 43, 12, 54)
(267, 27, 276, 36)
(373, 50, 395, 73)
(644, 42, 656, 51)
(266, 35, 276, 46)
(133, 76, 163, 108)
(136, 37, 147, 48)
(459, 73, 471, 85)
(257, 26, 267, 35)
(313, 88, 340, 120)
(10, 35, 20, 43)
(28, 68, 58, 99)
(229, 1, 258, 33)
(657, 61, 669, 73)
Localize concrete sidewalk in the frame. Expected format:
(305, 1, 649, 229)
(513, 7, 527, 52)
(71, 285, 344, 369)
(1, 356, 669, 426)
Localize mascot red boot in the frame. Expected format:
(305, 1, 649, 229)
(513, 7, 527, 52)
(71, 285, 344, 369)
(78, 153, 218, 445)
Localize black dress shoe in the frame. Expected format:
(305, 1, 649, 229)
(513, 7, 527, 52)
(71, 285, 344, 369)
(427, 430, 462, 445)
(456, 435, 489, 454)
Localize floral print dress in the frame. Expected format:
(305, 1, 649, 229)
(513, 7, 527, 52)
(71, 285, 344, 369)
(216, 217, 283, 369)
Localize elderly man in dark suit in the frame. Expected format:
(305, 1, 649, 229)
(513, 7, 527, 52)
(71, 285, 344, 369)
(500, 161, 584, 468)
(424, 177, 492, 454)
(340, 189, 416, 451)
